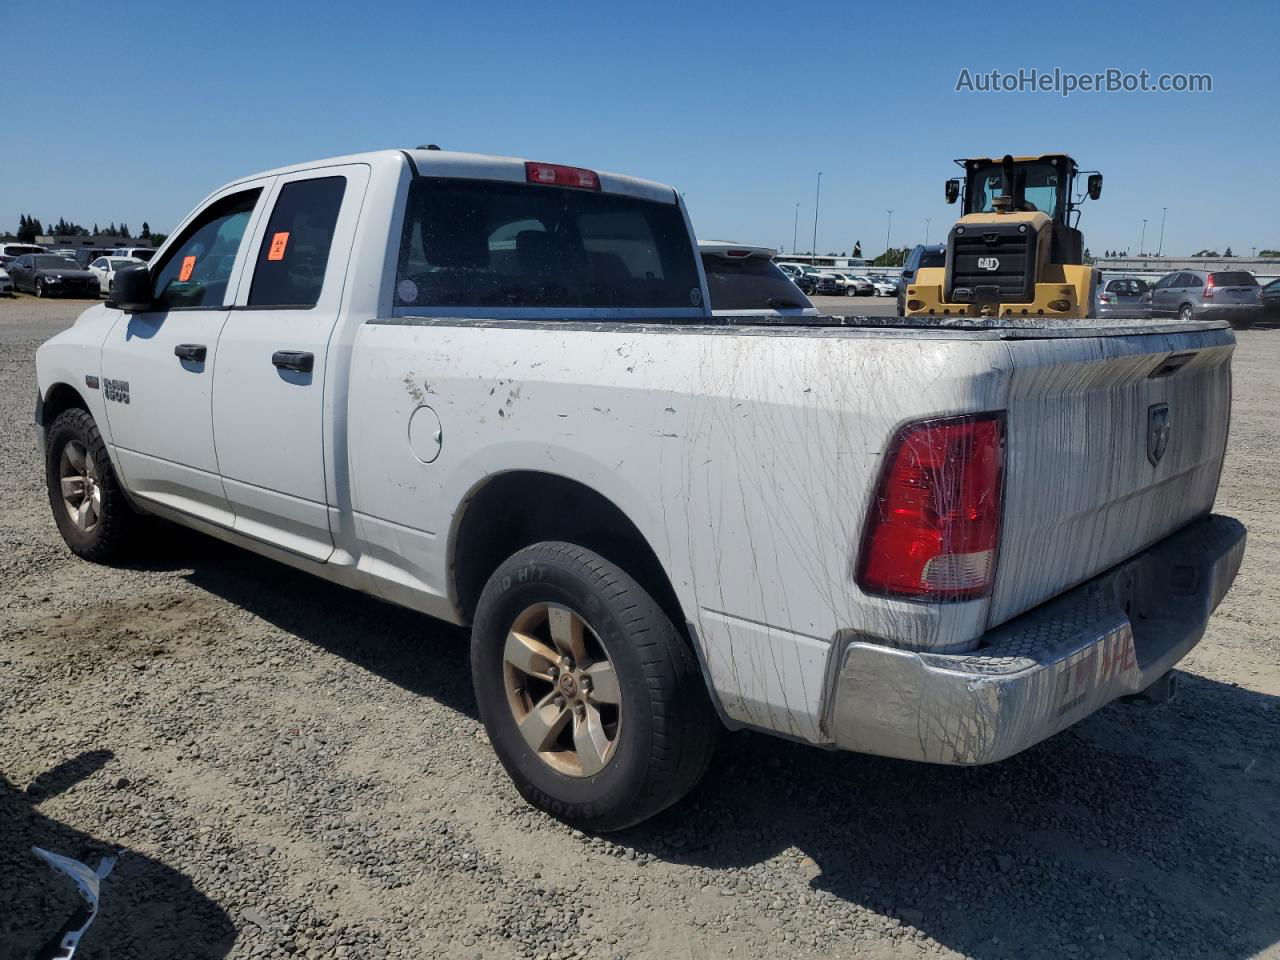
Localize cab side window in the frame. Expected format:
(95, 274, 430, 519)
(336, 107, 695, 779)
(151, 189, 261, 310)
(247, 177, 347, 309)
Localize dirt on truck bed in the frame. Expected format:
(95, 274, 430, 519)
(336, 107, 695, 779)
(1, 295, 1278, 960)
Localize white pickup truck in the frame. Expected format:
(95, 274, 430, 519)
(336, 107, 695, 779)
(35, 148, 1246, 830)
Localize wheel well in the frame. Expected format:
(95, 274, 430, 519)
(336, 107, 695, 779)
(41, 383, 88, 426)
(452, 472, 684, 628)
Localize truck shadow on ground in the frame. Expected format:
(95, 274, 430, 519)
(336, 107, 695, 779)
(0, 750, 236, 958)
(146, 530, 1279, 960)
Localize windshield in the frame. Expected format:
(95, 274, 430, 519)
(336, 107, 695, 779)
(35, 256, 79, 269)
(967, 161, 1064, 218)
(702, 255, 810, 311)
(919, 248, 945, 269)
(396, 178, 700, 311)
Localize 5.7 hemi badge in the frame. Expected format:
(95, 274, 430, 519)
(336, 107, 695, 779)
(103, 378, 130, 404)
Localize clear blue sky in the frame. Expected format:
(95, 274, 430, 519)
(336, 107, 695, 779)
(2, 0, 1275, 257)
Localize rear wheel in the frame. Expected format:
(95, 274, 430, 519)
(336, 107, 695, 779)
(45, 408, 140, 562)
(1179, 303, 1194, 323)
(471, 541, 718, 831)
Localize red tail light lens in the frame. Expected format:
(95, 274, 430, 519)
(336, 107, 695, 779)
(1203, 282, 1215, 299)
(857, 413, 1005, 601)
(525, 161, 601, 190)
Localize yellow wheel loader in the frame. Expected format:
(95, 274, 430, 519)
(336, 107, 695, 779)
(905, 154, 1103, 318)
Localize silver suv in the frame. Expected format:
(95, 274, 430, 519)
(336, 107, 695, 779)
(1150, 269, 1262, 324)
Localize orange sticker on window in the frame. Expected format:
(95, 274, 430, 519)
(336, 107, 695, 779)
(267, 232, 290, 261)
(178, 255, 196, 282)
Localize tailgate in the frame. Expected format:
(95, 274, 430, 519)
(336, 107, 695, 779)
(989, 324, 1234, 627)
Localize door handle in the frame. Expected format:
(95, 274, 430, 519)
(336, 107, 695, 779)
(174, 343, 207, 363)
(271, 350, 314, 373)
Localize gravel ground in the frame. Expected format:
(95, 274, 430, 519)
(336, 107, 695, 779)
(1, 294, 1277, 960)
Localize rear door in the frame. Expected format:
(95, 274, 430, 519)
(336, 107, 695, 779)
(212, 164, 368, 561)
(99, 184, 269, 526)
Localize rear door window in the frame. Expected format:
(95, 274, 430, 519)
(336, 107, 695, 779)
(248, 176, 347, 309)
(395, 178, 700, 311)
(701, 255, 810, 311)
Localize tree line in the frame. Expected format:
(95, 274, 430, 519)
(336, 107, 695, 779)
(12, 214, 160, 244)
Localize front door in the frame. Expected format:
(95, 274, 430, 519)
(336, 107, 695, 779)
(212, 165, 368, 560)
(100, 183, 270, 527)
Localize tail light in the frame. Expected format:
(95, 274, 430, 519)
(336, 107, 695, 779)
(525, 161, 601, 190)
(857, 413, 1005, 601)
(1098, 291, 1114, 303)
(1203, 282, 1215, 299)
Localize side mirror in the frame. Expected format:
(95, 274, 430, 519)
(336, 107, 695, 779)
(109, 265, 153, 312)
(945, 179, 961, 204)
(1087, 173, 1103, 200)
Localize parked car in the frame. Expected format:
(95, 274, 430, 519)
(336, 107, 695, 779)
(869, 277, 899, 297)
(1096, 276, 1152, 319)
(807, 271, 842, 296)
(897, 243, 946, 314)
(87, 255, 145, 294)
(699, 243, 816, 316)
(35, 147, 1244, 831)
(0, 242, 45, 265)
(1261, 277, 1280, 321)
(109, 247, 157, 263)
(8, 253, 99, 298)
(1150, 270, 1262, 325)
(0, 265, 12, 295)
(775, 261, 817, 295)
(831, 273, 873, 296)
(74, 247, 115, 269)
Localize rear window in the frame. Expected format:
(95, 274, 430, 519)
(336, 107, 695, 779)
(4, 245, 42, 257)
(1106, 278, 1147, 294)
(701, 255, 810, 311)
(395, 178, 700, 311)
(1208, 272, 1257, 287)
(919, 248, 945, 268)
(133, 249, 156, 262)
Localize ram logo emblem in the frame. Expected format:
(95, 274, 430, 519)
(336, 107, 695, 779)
(1147, 403, 1170, 466)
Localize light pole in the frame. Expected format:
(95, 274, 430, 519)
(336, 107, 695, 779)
(1139, 219, 1148, 256)
(885, 210, 893, 256)
(811, 173, 822, 264)
(1157, 207, 1167, 257)
(792, 203, 799, 258)
(924, 217, 932, 245)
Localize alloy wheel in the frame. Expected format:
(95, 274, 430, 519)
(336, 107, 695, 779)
(502, 602, 622, 777)
(59, 440, 101, 532)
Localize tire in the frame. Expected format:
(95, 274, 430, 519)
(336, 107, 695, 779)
(45, 408, 140, 562)
(35, 278, 44, 298)
(471, 541, 718, 831)
(1179, 303, 1194, 323)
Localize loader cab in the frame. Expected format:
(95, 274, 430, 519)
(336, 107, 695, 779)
(947, 154, 1097, 267)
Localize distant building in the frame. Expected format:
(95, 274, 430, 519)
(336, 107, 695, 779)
(35, 234, 154, 251)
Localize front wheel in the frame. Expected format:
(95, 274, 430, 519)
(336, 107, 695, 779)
(45, 408, 140, 562)
(34, 278, 44, 298)
(471, 542, 718, 831)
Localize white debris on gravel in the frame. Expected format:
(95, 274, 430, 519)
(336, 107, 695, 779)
(1, 296, 1278, 960)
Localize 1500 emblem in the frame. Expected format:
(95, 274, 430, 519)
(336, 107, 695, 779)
(977, 257, 1000, 271)
(103, 378, 130, 404)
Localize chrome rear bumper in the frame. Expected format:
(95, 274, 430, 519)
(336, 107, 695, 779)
(825, 514, 1246, 765)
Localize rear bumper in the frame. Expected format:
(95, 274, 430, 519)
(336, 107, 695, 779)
(1197, 302, 1262, 320)
(825, 514, 1245, 765)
